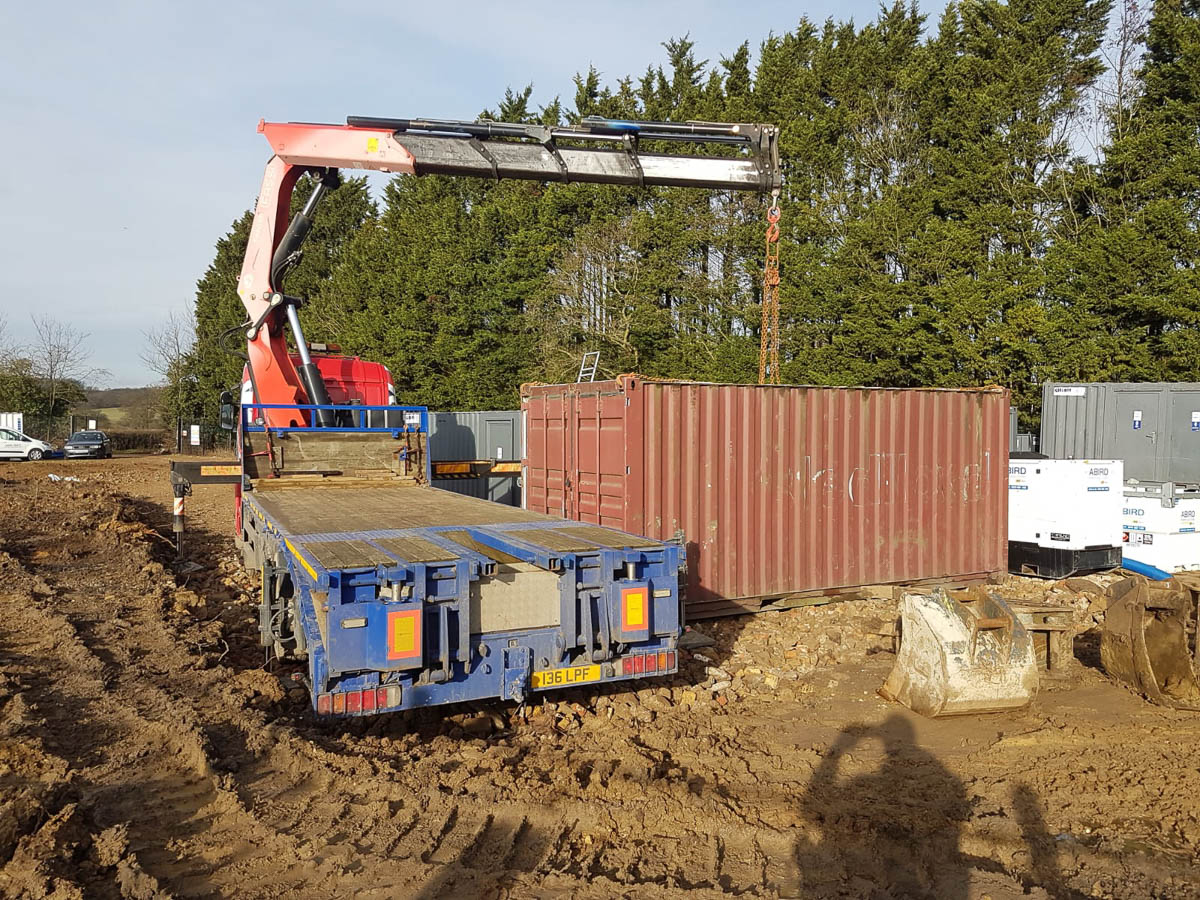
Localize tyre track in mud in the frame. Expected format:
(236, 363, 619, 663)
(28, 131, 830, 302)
(0, 555, 362, 897)
(0, 483, 799, 898)
(7, 465, 1200, 898)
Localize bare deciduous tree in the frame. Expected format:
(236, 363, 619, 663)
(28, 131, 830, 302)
(0, 313, 21, 368)
(29, 314, 105, 437)
(141, 309, 196, 383)
(0, 314, 11, 366)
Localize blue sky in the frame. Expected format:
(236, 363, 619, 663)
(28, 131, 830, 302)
(0, 0, 949, 387)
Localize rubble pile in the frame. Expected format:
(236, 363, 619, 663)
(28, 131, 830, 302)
(995, 572, 1123, 632)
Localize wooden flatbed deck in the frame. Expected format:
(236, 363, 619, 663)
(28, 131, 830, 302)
(252, 484, 555, 535)
(248, 484, 661, 571)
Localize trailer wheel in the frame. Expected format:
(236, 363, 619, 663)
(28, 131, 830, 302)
(277, 597, 308, 661)
(272, 600, 307, 660)
(264, 561, 304, 661)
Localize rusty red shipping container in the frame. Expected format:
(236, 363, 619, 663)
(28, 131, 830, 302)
(522, 376, 1009, 618)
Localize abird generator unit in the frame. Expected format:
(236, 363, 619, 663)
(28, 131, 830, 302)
(1122, 482, 1200, 574)
(1008, 458, 1123, 578)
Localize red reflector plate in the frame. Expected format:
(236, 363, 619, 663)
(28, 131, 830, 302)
(346, 691, 362, 713)
(644, 653, 657, 673)
(620, 586, 649, 633)
(386, 609, 422, 661)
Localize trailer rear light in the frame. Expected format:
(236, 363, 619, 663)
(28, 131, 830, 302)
(361, 688, 376, 712)
(317, 693, 332, 714)
(333, 693, 346, 714)
(619, 651, 677, 677)
(346, 690, 362, 713)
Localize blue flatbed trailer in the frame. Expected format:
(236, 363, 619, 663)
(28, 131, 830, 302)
(231, 404, 682, 718)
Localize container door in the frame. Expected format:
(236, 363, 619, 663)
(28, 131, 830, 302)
(1113, 390, 1162, 481)
(485, 417, 516, 461)
(570, 386, 629, 527)
(570, 390, 591, 521)
(482, 416, 519, 506)
(1168, 390, 1200, 484)
(522, 392, 572, 517)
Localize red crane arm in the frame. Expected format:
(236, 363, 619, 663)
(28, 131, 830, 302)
(237, 122, 419, 425)
(237, 117, 782, 427)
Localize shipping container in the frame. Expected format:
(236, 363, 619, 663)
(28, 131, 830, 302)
(429, 411, 522, 506)
(1040, 382, 1200, 486)
(523, 377, 1009, 618)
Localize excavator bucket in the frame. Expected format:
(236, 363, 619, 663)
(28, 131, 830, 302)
(1100, 576, 1200, 710)
(881, 587, 1039, 717)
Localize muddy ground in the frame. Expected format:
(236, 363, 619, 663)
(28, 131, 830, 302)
(1, 456, 1199, 899)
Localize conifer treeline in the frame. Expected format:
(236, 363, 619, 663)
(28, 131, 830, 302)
(181, 0, 1200, 425)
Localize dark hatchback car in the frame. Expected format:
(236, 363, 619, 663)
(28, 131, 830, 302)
(64, 430, 113, 459)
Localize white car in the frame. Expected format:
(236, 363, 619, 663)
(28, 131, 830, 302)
(0, 428, 54, 460)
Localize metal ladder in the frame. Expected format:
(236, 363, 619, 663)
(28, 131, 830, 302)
(576, 351, 600, 383)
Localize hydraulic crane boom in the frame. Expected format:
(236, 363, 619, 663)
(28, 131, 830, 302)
(238, 115, 782, 427)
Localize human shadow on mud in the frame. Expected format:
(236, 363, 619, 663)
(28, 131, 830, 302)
(1013, 782, 1086, 900)
(795, 713, 970, 899)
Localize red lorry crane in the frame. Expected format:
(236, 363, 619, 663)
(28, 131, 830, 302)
(172, 114, 783, 717)
(238, 116, 781, 428)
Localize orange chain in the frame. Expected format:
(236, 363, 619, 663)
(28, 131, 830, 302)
(759, 192, 782, 385)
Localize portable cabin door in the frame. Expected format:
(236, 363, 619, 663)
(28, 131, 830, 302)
(1113, 389, 1163, 482)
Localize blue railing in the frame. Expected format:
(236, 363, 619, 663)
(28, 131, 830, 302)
(242, 403, 429, 434)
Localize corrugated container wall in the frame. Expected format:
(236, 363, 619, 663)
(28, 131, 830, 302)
(428, 411, 522, 507)
(1040, 383, 1200, 485)
(523, 377, 1009, 618)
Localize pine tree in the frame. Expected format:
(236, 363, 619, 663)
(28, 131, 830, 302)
(181, 1, 1175, 417)
(1051, 0, 1200, 381)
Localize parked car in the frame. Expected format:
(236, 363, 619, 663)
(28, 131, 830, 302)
(0, 428, 55, 461)
(63, 430, 113, 459)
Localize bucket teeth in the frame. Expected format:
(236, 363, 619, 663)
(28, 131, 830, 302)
(881, 587, 1039, 718)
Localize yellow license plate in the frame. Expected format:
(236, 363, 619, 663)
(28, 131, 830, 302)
(530, 664, 601, 689)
